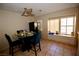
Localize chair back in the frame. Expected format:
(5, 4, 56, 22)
(31, 31, 41, 45)
(5, 34, 12, 45)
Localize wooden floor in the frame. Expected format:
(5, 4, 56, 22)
(0, 39, 76, 56)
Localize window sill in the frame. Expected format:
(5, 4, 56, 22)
(58, 34, 75, 37)
(48, 34, 75, 38)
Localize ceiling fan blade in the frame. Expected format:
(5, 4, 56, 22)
(25, 13, 31, 17)
(30, 8, 32, 12)
(22, 11, 25, 16)
(22, 8, 26, 16)
(24, 8, 27, 10)
(23, 15, 29, 17)
(31, 14, 34, 16)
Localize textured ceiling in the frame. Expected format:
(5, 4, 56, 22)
(0, 3, 79, 16)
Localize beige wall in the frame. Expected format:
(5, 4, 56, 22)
(75, 7, 79, 34)
(75, 7, 79, 55)
(0, 10, 36, 51)
(37, 16, 48, 40)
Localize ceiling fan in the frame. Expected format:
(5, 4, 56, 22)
(22, 8, 34, 17)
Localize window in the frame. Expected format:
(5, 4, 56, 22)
(48, 16, 75, 35)
(60, 16, 74, 35)
(48, 19, 59, 33)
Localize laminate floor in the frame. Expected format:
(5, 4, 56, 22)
(0, 39, 76, 56)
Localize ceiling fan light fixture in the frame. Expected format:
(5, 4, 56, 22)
(22, 8, 34, 17)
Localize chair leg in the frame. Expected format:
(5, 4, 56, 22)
(34, 45, 37, 56)
(11, 47, 14, 56)
(9, 47, 11, 55)
(39, 42, 41, 51)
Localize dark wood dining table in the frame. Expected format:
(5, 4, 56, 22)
(14, 31, 35, 52)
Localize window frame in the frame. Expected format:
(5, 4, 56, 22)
(60, 16, 75, 35)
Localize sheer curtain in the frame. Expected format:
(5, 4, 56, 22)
(48, 19, 59, 33)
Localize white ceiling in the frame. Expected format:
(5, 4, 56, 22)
(0, 3, 79, 16)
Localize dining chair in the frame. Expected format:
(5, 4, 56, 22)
(30, 31, 41, 56)
(5, 34, 21, 56)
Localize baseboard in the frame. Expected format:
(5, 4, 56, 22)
(48, 39, 76, 47)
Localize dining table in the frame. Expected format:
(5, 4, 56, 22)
(13, 30, 35, 52)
